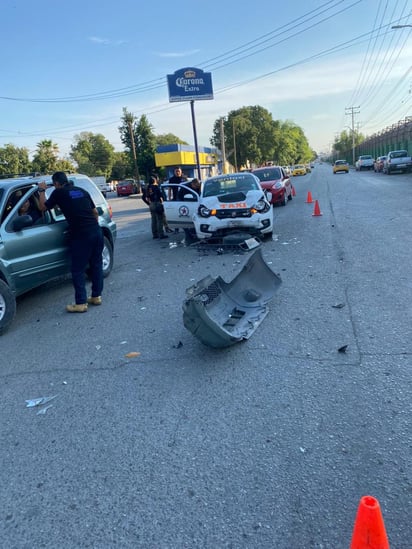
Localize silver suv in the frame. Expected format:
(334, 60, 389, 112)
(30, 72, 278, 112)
(0, 174, 117, 333)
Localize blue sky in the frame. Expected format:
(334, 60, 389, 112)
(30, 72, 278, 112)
(1, 0, 411, 158)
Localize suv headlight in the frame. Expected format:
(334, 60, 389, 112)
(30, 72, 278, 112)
(198, 205, 212, 218)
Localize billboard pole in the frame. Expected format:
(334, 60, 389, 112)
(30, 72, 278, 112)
(190, 100, 201, 180)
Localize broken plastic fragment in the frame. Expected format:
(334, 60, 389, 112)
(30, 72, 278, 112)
(25, 395, 57, 408)
(37, 404, 53, 415)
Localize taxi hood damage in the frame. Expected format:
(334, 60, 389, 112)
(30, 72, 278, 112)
(182, 248, 282, 348)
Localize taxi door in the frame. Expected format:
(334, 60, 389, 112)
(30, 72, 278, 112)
(161, 184, 199, 231)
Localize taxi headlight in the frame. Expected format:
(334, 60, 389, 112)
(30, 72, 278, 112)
(199, 205, 212, 218)
(254, 198, 269, 212)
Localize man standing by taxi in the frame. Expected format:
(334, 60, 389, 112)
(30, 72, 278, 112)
(38, 171, 104, 313)
(168, 166, 187, 200)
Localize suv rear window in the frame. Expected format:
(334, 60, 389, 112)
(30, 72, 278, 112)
(254, 168, 282, 181)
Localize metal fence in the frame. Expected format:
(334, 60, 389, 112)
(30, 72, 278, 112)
(340, 116, 412, 163)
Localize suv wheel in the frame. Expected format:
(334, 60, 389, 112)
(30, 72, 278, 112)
(0, 279, 16, 334)
(86, 236, 113, 281)
(102, 237, 114, 277)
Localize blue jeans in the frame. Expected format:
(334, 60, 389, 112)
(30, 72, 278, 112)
(69, 227, 104, 304)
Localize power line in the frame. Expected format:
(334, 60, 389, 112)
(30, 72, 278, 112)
(0, 0, 362, 104)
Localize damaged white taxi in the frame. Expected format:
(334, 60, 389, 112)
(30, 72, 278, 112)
(162, 172, 273, 241)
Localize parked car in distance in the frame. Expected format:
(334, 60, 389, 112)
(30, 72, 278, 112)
(292, 165, 307, 176)
(162, 172, 273, 241)
(116, 179, 139, 196)
(355, 155, 374, 171)
(383, 150, 412, 174)
(0, 174, 117, 334)
(282, 166, 292, 176)
(252, 166, 292, 206)
(90, 176, 111, 197)
(333, 160, 349, 174)
(374, 156, 387, 172)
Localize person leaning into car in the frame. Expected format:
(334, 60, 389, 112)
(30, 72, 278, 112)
(37, 171, 104, 313)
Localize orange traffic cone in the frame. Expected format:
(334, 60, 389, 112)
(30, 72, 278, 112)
(292, 185, 296, 197)
(350, 496, 389, 549)
(305, 190, 313, 203)
(312, 199, 322, 216)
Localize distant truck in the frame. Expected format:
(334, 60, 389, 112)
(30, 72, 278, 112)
(383, 150, 412, 174)
(90, 176, 111, 197)
(355, 155, 374, 171)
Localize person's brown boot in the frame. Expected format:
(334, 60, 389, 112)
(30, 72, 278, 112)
(66, 303, 88, 313)
(87, 296, 102, 306)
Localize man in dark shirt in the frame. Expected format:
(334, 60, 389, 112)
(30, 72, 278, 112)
(177, 178, 201, 200)
(168, 166, 187, 200)
(38, 171, 104, 313)
(144, 176, 168, 239)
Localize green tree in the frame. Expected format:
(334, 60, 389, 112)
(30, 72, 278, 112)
(135, 114, 157, 179)
(55, 158, 76, 172)
(31, 139, 59, 174)
(110, 151, 130, 181)
(118, 109, 158, 180)
(156, 133, 188, 146)
(70, 132, 115, 177)
(118, 108, 139, 179)
(211, 106, 278, 168)
(0, 144, 31, 176)
(333, 130, 364, 162)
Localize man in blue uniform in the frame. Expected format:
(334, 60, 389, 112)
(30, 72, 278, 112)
(38, 172, 104, 313)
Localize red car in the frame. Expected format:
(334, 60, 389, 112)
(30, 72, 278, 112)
(252, 166, 292, 206)
(374, 156, 387, 172)
(116, 179, 138, 196)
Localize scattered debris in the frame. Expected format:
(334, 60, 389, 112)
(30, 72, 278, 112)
(37, 404, 53, 415)
(173, 341, 183, 349)
(332, 303, 345, 309)
(338, 345, 348, 353)
(25, 395, 57, 408)
(125, 352, 140, 358)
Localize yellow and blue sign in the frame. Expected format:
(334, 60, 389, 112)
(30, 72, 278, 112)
(167, 67, 213, 102)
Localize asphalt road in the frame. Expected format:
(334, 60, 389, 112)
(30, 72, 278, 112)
(1, 164, 412, 548)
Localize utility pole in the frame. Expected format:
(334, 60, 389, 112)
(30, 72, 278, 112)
(127, 119, 141, 186)
(232, 119, 238, 172)
(219, 117, 227, 174)
(345, 106, 360, 166)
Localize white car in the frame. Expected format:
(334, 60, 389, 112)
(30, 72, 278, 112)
(162, 172, 273, 240)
